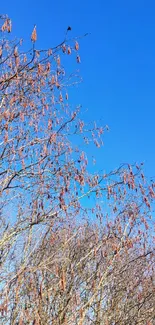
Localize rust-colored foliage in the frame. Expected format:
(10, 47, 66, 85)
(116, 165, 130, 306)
(0, 14, 154, 325)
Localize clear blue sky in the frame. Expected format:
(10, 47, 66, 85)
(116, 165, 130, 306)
(1, 0, 155, 177)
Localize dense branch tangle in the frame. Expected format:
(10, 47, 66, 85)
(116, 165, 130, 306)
(0, 15, 155, 325)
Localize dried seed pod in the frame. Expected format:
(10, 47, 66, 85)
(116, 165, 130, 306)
(76, 55, 81, 63)
(31, 25, 37, 42)
(67, 47, 71, 55)
(75, 41, 79, 51)
(57, 56, 60, 66)
(59, 93, 63, 102)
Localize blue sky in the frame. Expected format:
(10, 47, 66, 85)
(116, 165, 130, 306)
(1, 0, 155, 178)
